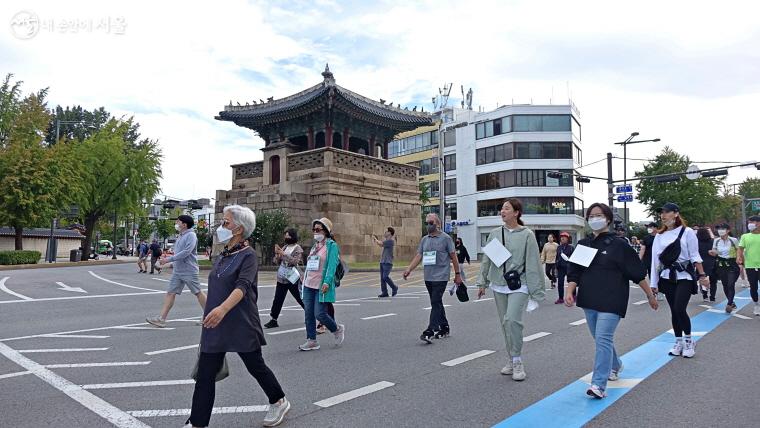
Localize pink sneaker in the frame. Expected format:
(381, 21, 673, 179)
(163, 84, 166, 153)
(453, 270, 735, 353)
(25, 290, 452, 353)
(554, 298, 563, 304)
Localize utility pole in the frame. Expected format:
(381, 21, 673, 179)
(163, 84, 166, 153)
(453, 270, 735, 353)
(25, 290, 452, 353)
(607, 152, 614, 208)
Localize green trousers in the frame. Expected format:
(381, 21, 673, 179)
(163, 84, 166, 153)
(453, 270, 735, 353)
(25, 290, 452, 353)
(493, 291, 529, 357)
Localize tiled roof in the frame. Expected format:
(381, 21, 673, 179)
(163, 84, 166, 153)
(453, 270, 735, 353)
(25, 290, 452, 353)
(0, 227, 85, 239)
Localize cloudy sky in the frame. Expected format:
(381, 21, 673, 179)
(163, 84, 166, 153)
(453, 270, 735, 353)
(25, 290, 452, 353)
(3, 0, 759, 221)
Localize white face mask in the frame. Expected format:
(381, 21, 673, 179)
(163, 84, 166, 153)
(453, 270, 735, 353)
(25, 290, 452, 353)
(174, 223, 181, 232)
(216, 225, 233, 244)
(717, 229, 727, 237)
(314, 233, 325, 242)
(749, 223, 758, 231)
(664, 218, 676, 227)
(587, 218, 608, 232)
(647, 228, 654, 234)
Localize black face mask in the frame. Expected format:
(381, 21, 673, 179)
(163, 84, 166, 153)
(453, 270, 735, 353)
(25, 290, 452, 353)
(284, 237, 296, 245)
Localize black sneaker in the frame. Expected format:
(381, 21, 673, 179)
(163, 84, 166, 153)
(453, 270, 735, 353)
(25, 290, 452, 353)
(391, 288, 398, 297)
(420, 329, 434, 344)
(263, 319, 278, 329)
(378, 294, 390, 298)
(434, 325, 450, 339)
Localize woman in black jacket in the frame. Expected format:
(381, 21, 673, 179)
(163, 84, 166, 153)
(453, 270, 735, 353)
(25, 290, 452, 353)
(565, 203, 658, 399)
(697, 227, 717, 302)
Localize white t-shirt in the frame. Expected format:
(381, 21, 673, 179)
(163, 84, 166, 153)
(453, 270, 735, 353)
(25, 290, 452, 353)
(713, 237, 738, 259)
(492, 227, 528, 295)
(650, 226, 702, 289)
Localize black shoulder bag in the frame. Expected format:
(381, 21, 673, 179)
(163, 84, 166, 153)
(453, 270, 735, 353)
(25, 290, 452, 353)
(501, 228, 524, 291)
(658, 226, 686, 267)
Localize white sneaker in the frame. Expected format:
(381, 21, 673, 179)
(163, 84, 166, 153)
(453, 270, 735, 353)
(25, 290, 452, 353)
(263, 397, 291, 427)
(334, 324, 345, 346)
(668, 342, 683, 356)
(682, 340, 696, 358)
(298, 340, 320, 351)
(145, 316, 166, 328)
(501, 359, 513, 375)
(608, 363, 623, 381)
(656, 293, 665, 301)
(754, 304, 760, 316)
(512, 361, 526, 381)
(586, 384, 606, 399)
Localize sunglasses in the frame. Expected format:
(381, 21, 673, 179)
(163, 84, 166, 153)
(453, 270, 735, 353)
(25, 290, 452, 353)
(426, 222, 436, 226)
(313, 227, 324, 232)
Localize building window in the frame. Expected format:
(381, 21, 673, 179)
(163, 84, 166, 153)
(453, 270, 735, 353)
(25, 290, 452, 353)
(514, 142, 572, 159)
(444, 178, 457, 195)
(476, 143, 513, 165)
(476, 169, 572, 191)
(445, 203, 457, 220)
(476, 170, 515, 191)
(270, 155, 280, 185)
(513, 115, 571, 132)
(572, 116, 582, 141)
(574, 144, 582, 165)
(444, 130, 456, 147)
(475, 123, 485, 139)
(418, 157, 439, 176)
(388, 131, 438, 158)
(485, 121, 494, 138)
(444, 154, 456, 171)
(501, 117, 511, 133)
(480, 233, 491, 248)
(422, 205, 440, 215)
(477, 197, 579, 217)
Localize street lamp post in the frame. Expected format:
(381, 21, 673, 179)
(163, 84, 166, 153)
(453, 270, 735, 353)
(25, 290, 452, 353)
(614, 132, 661, 225)
(112, 209, 118, 260)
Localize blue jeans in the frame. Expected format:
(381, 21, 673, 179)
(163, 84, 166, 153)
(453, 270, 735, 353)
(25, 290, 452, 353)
(302, 287, 337, 340)
(380, 263, 398, 295)
(583, 309, 622, 391)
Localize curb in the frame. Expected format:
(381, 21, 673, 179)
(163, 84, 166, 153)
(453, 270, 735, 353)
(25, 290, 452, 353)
(0, 259, 132, 271)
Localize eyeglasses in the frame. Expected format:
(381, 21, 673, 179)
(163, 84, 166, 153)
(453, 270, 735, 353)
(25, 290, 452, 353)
(426, 222, 436, 226)
(312, 228, 324, 232)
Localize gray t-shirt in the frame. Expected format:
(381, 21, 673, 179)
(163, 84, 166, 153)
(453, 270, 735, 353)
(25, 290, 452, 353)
(417, 232, 456, 282)
(380, 239, 394, 264)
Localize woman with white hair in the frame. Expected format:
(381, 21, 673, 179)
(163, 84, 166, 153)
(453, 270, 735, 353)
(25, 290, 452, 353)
(186, 205, 290, 428)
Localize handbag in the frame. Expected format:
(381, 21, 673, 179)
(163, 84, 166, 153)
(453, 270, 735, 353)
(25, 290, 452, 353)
(455, 283, 470, 302)
(501, 228, 524, 291)
(658, 226, 686, 267)
(190, 334, 229, 382)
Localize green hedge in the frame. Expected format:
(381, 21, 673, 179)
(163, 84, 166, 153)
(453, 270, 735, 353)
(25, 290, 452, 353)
(0, 250, 42, 265)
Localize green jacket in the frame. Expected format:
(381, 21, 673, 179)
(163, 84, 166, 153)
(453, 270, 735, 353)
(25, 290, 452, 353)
(318, 239, 341, 303)
(475, 225, 545, 301)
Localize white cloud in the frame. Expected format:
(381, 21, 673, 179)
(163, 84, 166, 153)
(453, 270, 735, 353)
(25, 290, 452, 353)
(2, 0, 758, 220)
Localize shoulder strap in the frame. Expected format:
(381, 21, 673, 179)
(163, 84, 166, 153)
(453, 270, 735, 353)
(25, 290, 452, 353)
(501, 227, 507, 275)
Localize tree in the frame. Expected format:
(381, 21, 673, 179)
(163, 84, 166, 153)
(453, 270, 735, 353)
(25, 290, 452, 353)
(136, 216, 153, 240)
(0, 74, 23, 146)
(0, 88, 82, 249)
(635, 147, 723, 226)
(249, 209, 290, 265)
(74, 118, 162, 260)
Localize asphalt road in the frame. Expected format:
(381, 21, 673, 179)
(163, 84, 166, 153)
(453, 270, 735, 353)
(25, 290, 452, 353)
(0, 263, 757, 427)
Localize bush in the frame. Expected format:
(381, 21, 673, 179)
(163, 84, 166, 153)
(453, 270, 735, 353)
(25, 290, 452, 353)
(0, 250, 42, 265)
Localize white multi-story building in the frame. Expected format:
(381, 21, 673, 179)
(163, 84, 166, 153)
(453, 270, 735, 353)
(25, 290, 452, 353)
(427, 104, 585, 257)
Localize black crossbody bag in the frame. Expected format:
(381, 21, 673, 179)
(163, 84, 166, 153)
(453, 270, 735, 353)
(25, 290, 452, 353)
(501, 228, 524, 291)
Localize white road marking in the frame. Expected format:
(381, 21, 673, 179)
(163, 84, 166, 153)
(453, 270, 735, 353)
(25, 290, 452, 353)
(707, 309, 729, 314)
(40, 334, 110, 339)
(0, 370, 31, 380)
(0, 290, 163, 305)
(523, 332, 552, 342)
(393, 296, 420, 299)
(88, 271, 161, 292)
(266, 327, 306, 336)
(734, 296, 750, 300)
(82, 379, 195, 389)
(699, 304, 713, 309)
(569, 319, 587, 326)
(1, 320, 171, 342)
(0, 341, 149, 427)
(144, 344, 197, 355)
(127, 405, 269, 417)
(441, 350, 495, 367)
(633, 300, 648, 305)
(580, 373, 643, 388)
(473, 297, 494, 303)
(332, 303, 361, 306)
(55, 281, 87, 293)
(0, 277, 32, 300)
(151, 277, 209, 286)
(423, 305, 452, 310)
(667, 330, 707, 336)
(361, 313, 397, 320)
(314, 381, 395, 408)
(46, 362, 151, 368)
(114, 326, 175, 331)
(733, 313, 752, 320)
(18, 348, 109, 353)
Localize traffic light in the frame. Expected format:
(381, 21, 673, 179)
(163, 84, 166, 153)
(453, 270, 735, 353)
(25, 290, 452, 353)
(575, 176, 591, 183)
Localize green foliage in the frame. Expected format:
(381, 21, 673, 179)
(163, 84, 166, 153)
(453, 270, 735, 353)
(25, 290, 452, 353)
(0, 74, 23, 146)
(0, 250, 41, 265)
(136, 216, 153, 240)
(635, 147, 723, 225)
(739, 178, 760, 216)
(249, 209, 291, 265)
(0, 86, 83, 249)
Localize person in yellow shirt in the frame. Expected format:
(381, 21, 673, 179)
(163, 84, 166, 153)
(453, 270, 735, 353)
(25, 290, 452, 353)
(540, 234, 559, 289)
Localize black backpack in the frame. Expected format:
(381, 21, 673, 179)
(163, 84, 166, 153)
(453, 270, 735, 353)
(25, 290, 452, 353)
(658, 227, 686, 267)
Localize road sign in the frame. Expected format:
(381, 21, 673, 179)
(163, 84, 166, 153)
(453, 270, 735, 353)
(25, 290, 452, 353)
(615, 184, 633, 194)
(685, 164, 700, 180)
(752, 200, 760, 211)
(617, 194, 633, 203)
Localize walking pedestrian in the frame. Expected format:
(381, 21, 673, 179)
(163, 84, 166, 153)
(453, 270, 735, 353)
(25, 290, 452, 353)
(373, 227, 399, 298)
(565, 203, 657, 399)
(453, 237, 471, 292)
(710, 223, 740, 313)
(555, 232, 575, 304)
(298, 218, 345, 351)
(697, 227, 718, 303)
(640, 221, 665, 301)
(146, 215, 207, 328)
(149, 239, 163, 274)
(264, 228, 305, 329)
(187, 204, 290, 428)
(630, 236, 641, 254)
(615, 226, 630, 244)
(475, 198, 544, 381)
(402, 213, 462, 343)
(650, 203, 709, 358)
(540, 234, 558, 289)
(737, 215, 760, 316)
(137, 240, 148, 273)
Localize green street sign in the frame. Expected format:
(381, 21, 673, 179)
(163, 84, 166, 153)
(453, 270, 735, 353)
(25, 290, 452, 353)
(752, 200, 760, 211)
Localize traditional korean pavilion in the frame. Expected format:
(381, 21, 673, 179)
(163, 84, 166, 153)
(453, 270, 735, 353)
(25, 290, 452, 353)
(214, 66, 432, 263)
(216, 64, 432, 158)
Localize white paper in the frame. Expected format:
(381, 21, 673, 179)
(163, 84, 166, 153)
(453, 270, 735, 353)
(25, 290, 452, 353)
(526, 299, 539, 312)
(482, 239, 512, 267)
(560, 253, 570, 261)
(287, 267, 301, 284)
(568, 244, 598, 267)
